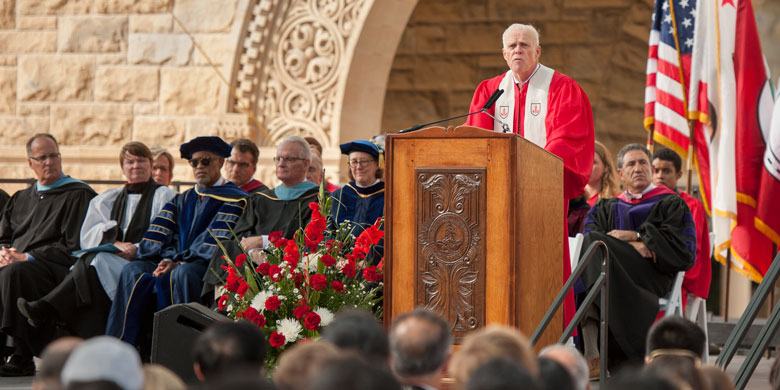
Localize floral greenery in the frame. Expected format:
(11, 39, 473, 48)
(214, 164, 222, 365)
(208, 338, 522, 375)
(213, 189, 384, 370)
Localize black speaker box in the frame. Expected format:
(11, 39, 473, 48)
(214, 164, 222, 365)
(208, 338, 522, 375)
(151, 302, 230, 383)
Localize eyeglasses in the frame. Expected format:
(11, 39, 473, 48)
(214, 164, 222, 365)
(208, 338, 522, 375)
(225, 159, 252, 169)
(273, 156, 306, 164)
(348, 159, 374, 168)
(188, 157, 216, 168)
(29, 153, 61, 163)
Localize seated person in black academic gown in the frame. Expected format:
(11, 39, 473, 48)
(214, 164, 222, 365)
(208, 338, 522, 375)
(203, 136, 324, 300)
(0, 134, 97, 376)
(226, 138, 267, 194)
(578, 143, 696, 373)
(0, 189, 9, 216)
(18, 142, 176, 341)
(329, 140, 385, 264)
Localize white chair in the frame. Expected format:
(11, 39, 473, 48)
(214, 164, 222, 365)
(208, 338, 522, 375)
(659, 271, 685, 317)
(687, 295, 709, 362)
(568, 233, 585, 271)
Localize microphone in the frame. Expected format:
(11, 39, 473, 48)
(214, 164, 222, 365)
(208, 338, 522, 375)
(398, 89, 505, 133)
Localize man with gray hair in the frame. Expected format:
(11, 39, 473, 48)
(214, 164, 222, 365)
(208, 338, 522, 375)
(389, 308, 452, 390)
(539, 344, 590, 390)
(203, 136, 325, 299)
(466, 23, 594, 330)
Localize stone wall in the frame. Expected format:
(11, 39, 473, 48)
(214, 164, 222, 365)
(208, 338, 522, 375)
(382, 0, 780, 159)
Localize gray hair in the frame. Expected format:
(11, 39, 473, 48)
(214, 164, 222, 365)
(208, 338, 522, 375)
(539, 344, 589, 390)
(502, 23, 540, 48)
(278, 136, 312, 162)
(617, 143, 651, 169)
(389, 308, 452, 378)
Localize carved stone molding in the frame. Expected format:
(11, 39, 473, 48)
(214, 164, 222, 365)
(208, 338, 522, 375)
(231, 0, 366, 146)
(415, 169, 485, 341)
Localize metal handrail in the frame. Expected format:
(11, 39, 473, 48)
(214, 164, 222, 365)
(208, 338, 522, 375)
(530, 240, 610, 383)
(717, 250, 780, 390)
(0, 178, 195, 193)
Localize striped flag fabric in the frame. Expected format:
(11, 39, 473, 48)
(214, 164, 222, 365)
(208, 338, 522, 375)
(756, 87, 780, 249)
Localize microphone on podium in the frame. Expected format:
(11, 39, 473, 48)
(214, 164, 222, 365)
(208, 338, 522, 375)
(397, 88, 506, 134)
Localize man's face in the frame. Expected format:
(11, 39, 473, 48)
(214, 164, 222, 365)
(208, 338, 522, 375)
(152, 155, 173, 186)
(275, 142, 310, 186)
(121, 152, 152, 184)
(619, 149, 652, 193)
(225, 148, 257, 186)
(307, 158, 323, 185)
(652, 158, 682, 190)
(502, 28, 541, 81)
(28, 137, 62, 186)
(189, 151, 223, 187)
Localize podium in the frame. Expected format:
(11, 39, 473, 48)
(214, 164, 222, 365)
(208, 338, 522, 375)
(384, 126, 563, 348)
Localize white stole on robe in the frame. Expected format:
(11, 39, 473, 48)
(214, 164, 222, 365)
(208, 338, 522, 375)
(494, 64, 555, 148)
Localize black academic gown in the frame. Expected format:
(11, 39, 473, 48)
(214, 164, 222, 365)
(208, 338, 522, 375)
(202, 186, 322, 299)
(0, 190, 9, 217)
(0, 181, 96, 356)
(579, 187, 696, 365)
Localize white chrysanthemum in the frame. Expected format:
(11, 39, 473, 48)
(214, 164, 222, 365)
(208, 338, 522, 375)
(250, 290, 271, 312)
(277, 318, 302, 344)
(314, 307, 335, 327)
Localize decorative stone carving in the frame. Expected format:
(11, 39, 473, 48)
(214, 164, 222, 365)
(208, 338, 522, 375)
(416, 170, 485, 340)
(160, 68, 222, 115)
(173, 0, 238, 33)
(0, 31, 57, 53)
(58, 16, 128, 53)
(231, 0, 367, 146)
(95, 66, 159, 102)
(51, 104, 133, 145)
(127, 33, 193, 66)
(18, 55, 95, 101)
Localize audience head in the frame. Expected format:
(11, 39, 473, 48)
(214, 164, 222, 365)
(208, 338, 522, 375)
(307, 153, 324, 185)
(192, 320, 268, 383)
(33, 336, 83, 390)
(539, 344, 590, 390)
(645, 354, 705, 390)
(119, 142, 154, 184)
(652, 148, 684, 191)
(273, 340, 341, 390)
(320, 308, 389, 367)
(305, 354, 402, 390)
(538, 356, 576, 390)
(389, 308, 452, 383)
(501, 23, 541, 81)
(226, 138, 259, 187)
(340, 140, 383, 186)
(180, 136, 232, 187)
(700, 364, 735, 390)
(142, 364, 185, 390)
(605, 367, 678, 390)
(304, 136, 323, 157)
(617, 143, 652, 194)
(61, 336, 144, 390)
(275, 136, 312, 187)
(26, 133, 62, 186)
(449, 325, 538, 389)
(151, 147, 174, 186)
(646, 316, 706, 360)
(591, 140, 619, 200)
(465, 357, 541, 390)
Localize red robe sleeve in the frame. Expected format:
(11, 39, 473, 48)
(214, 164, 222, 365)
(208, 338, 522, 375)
(544, 73, 594, 201)
(681, 191, 711, 299)
(465, 76, 503, 130)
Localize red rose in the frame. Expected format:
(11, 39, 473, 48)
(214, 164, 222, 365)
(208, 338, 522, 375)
(242, 306, 259, 320)
(269, 265, 283, 282)
(275, 238, 288, 248)
(304, 312, 321, 330)
(269, 331, 286, 348)
(341, 261, 357, 278)
(292, 271, 303, 287)
(256, 262, 271, 275)
(235, 253, 247, 268)
(265, 296, 282, 311)
(362, 265, 382, 282)
(225, 272, 240, 293)
(293, 304, 311, 320)
(217, 294, 229, 311)
(325, 240, 334, 251)
(237, 281, 250, 297)
(321, 254, 336, 267)
(268, 231, 283, 245)
(310, 274, 327, 291)
(331, 280, 345, 293)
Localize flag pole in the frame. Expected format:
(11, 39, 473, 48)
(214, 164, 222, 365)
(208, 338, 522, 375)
(686, 120, 696, 192)
(724, 251, 731, 322)
(648, 124, 655, 154)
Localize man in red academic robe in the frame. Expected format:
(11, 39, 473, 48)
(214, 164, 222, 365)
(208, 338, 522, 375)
(466, 23, 594, 322)
(652, 148, 711, 304)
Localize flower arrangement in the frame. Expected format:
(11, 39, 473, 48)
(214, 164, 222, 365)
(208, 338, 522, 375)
(214, 190, 384, 370)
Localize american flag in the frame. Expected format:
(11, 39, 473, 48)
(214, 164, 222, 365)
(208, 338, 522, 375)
(644, 0, 697, 155)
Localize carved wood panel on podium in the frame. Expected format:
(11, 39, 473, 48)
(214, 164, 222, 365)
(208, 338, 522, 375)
(385, 126, 564, 348)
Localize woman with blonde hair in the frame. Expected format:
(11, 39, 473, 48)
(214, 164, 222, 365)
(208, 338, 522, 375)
(585, 140, 619, 206)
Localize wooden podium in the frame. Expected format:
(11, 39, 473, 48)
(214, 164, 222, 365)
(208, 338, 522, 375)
(384, 125, 563, 348)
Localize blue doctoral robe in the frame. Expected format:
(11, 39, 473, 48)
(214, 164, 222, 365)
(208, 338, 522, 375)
(106, 183, 247, 346)
(329, 181, 385, 265)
